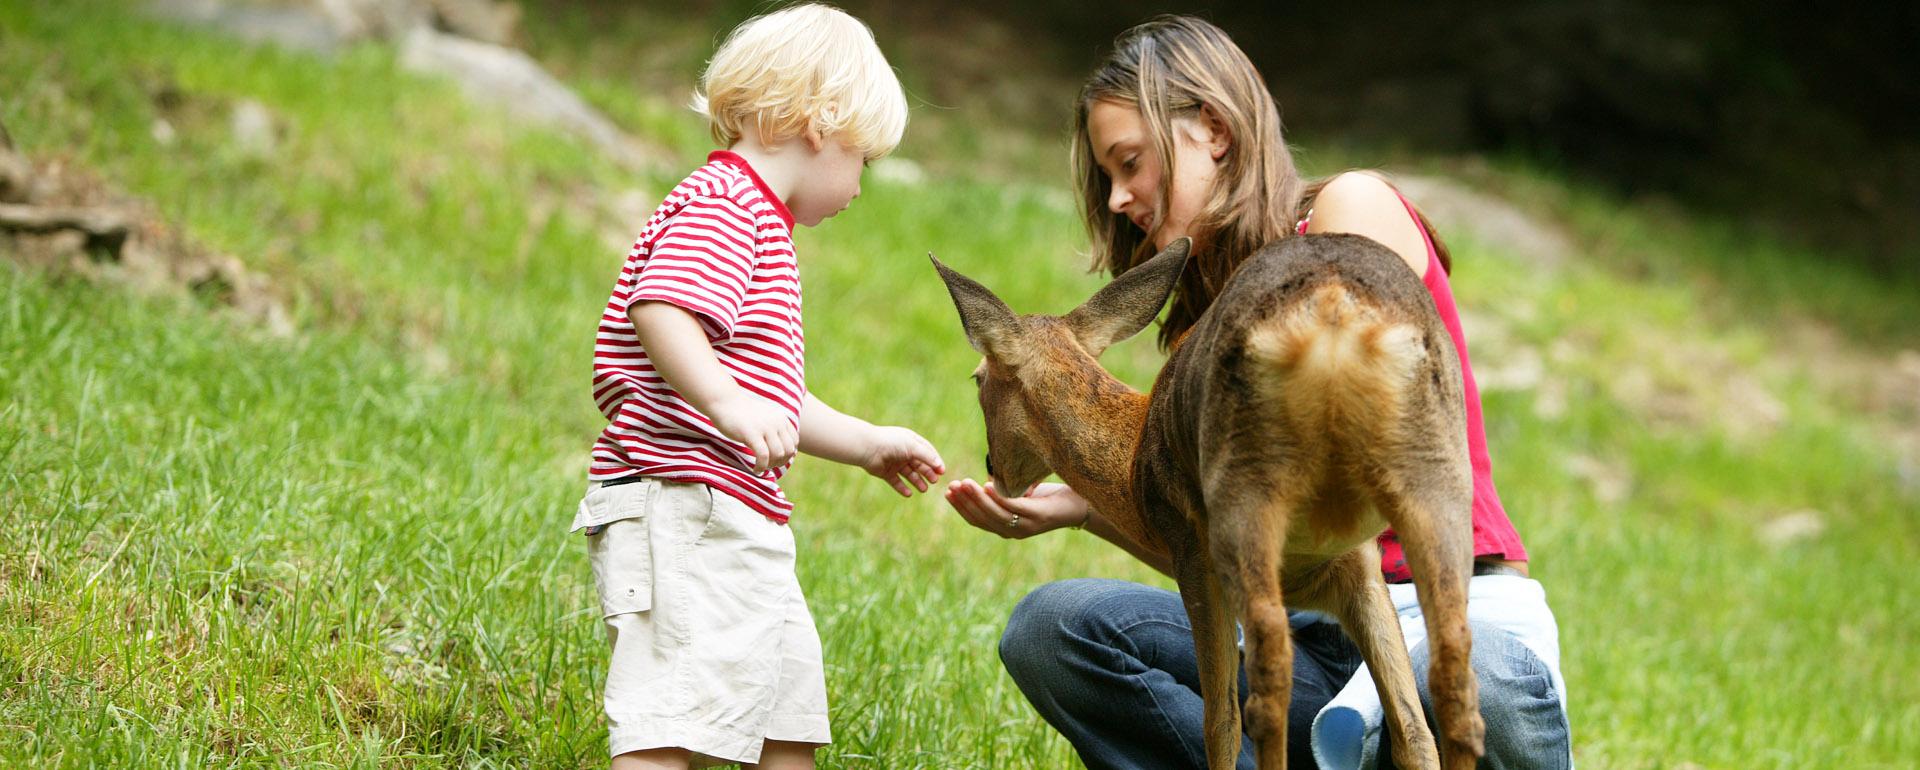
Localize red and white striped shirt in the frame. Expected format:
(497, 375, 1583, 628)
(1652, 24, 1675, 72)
(584, 151, 804, 526)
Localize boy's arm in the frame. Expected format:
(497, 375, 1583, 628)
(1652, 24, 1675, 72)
(796, 393, 874, 465)
(800, 392, 946, 496)
(629, 301, 797, 474)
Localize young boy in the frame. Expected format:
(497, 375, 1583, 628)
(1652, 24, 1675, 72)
(572, 5, 944, 769)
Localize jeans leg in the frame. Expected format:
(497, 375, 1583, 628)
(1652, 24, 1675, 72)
(999, 580, 1374, 770)
(1285, 618, 1368, 769)
(999, 579, 1254, 770)
(1393, 621, 1571, 770)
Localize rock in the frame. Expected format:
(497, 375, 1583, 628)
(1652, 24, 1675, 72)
(398, 27, 666, 172)
(0, 203, 134, 259)
(424, 0, 520, 46)
(229, 99, 278, 157)
(1718, 373, 1786, 441)
(1759, 510, 1826, 547)
(1475, 343, 1545, 392)
(1896, 350, 1920, 396)
(151, 118, 179, 147)
(0, 148, 30, 203)
(1563, 453, 1632, 505)
(147, 0, 352, 53)
(317, 0, 427, 41)
(1531, 376, 1568, 420)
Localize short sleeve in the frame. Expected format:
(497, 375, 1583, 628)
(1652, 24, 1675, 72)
(625, 195, 760, 340)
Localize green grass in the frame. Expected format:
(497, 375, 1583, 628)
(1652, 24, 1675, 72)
(4, 2, 1919, 767)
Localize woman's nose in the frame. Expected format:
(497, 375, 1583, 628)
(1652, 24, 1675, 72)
(1107, 184, 1131, 214)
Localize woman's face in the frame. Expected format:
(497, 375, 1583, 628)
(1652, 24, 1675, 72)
(1087, 99, 1225, 250)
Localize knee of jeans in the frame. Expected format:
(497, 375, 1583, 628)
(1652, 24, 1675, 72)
(1463, 622, 1547, 690)
(999, 579, 1119, 675)
(1461, 622, 1569, 766)
(1000, 580, 1085, 667)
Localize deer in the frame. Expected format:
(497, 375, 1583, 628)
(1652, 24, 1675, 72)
(932, 233, 1484, 769)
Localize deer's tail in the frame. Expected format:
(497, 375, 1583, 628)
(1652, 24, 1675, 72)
(1243, 281, 1425, 438)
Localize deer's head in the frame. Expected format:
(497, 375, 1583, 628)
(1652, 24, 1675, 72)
(931, 239, 1191, 497)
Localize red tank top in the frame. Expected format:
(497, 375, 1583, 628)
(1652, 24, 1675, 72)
(1297, 196, 1529, 581)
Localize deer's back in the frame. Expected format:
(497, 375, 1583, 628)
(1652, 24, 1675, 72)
(1136, 234, 1469, 556)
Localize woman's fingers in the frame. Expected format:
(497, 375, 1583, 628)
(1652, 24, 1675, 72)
(946, 478, 1028, 538)
(945, 479, 991, 529)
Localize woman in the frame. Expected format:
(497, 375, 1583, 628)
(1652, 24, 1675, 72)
(943, 16, 1571, 770)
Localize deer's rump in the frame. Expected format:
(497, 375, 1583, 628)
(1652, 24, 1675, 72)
(1150, 233, 1464, 560)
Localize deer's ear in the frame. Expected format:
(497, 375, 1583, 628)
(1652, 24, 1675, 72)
(1066, 237, 1191, 357)
(931, 254, 1024, 361)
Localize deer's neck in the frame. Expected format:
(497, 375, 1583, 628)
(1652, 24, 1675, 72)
(1024, 365, 1152, 540)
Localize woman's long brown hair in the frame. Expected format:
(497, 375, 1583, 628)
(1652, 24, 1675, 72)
(1074, 16, 1450, 350)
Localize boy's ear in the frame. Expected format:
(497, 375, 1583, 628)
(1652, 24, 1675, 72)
(930, 254, 1025, 363)
(1066, 237, 1191, 357)
(802, 128, 826, 153)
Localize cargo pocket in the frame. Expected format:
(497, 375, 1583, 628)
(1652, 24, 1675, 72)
(584, 482, 656, 617)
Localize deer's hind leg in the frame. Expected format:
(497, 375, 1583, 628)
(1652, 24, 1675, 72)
(1203, 472, 1307, 769)
(1290, 547, 1440, 769)
(1375, 454, 1483, 769)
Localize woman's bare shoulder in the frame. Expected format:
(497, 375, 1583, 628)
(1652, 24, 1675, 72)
(1303, 171, 1429, 278)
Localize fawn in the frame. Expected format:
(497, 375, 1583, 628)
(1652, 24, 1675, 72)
(933, 234, 1484, 769)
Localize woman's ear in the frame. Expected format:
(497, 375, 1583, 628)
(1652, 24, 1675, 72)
(1198, 104, 1232, 161)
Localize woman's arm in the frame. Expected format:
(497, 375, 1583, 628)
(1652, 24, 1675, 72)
(945, 479, 1174, 577)
(1082, 507, 1175, 577)
(1304, 171, 1431, 279)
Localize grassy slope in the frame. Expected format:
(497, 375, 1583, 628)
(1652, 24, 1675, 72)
(3, 2, 1917, 767)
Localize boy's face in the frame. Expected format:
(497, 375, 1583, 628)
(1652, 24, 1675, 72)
(790, 133, 866, 227)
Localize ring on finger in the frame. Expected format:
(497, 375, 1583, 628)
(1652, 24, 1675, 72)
(1007, 514, 1020, 528)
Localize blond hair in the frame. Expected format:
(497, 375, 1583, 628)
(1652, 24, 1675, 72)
(691, 3, 908, 159)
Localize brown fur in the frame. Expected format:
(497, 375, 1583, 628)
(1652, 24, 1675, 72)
(935, 233, 1485, 769)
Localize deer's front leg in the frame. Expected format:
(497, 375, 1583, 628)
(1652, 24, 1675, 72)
(1173, 534, 1243, 770)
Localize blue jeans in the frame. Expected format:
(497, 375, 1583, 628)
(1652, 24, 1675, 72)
(999, 578, 1570, 769)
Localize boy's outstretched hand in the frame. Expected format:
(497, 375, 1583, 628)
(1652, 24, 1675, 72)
(861, 426, 945, 497)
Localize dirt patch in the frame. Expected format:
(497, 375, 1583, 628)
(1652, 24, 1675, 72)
(0, 138, 292, 335)
(1776, 321, 1920, 487)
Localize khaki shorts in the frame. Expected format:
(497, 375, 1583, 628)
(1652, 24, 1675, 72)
(582, 478, 830, 764)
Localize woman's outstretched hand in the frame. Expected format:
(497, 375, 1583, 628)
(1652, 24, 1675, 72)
(944, 479, 1089, 539)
